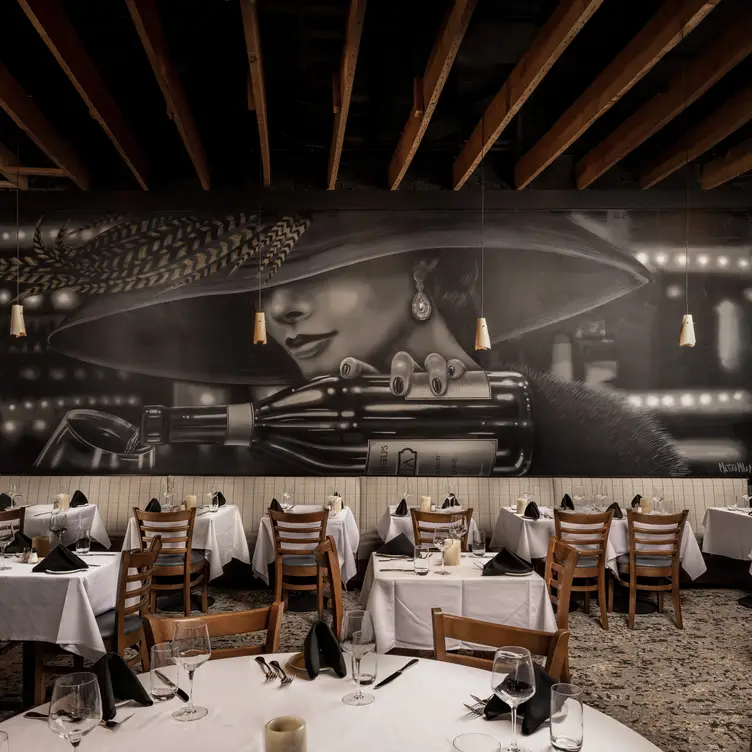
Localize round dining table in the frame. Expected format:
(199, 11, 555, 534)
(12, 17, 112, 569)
(0, 653, 662, 751)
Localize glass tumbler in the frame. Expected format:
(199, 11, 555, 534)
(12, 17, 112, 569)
(76, 529, 91, 555)
(414, 543, 430, 576)
(471, 530, 487, 557)
(150, 643, 178, 701)
(550, 683, 584, 751)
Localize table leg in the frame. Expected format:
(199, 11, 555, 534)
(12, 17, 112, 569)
(21, 641, 38, 709)
(156, 593, 215, 611)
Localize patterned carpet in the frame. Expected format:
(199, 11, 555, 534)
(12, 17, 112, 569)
(1, 586, 750, 751)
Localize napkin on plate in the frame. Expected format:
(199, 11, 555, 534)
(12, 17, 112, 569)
(32, 546, 89, 573)
(482, 548, 533, 577)
(5, 530, 32, 554)
(393, 499, 409, 517)
(303, 621, 347, 679)
(442, 493, 460, 509)
(631, 494, 642, 508)
(145, 498, 161, 512)
(269, 498, 284, 513)
(606, 501, 623, 519)
(93, 653, 153, 721)
(70, 490, 88, 507)
(213, 491, 227, 507)
(0, 493, 12, 510)
(484, 663, 556, 735)
(376, 533, 415, 558)
(560, 494, 574, 510)
(523, 501, 540, 520)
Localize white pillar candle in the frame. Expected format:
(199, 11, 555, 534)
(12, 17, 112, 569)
(264, 716, 307, 752)
(516, 497, 527, 515)
(184, 495, 198, 510)
(56, 493, 70, 511)
(642, 497, 653, 514)
(332, 496, 342, 513)
(443, 538, 461, 566)
(419, 495, 431, 512)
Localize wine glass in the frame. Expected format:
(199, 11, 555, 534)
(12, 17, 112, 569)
(171, 619, 211, 721)
(339, 610, 376, 706)
(572, 487, 584, 508)
(49, 511, 68, 545)
(282, 490, 294, 511)
(433, 528, 451, 576)
(48, 672, 102, 749)
(0, 525, 13, 570)
(8, 481, 19, 509)
(450, 513, 468, 549)
(161, 475, 175, 511)
(492, 647, 536, 752)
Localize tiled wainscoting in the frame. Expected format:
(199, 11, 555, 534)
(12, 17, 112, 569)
(0, 475, 746, 555)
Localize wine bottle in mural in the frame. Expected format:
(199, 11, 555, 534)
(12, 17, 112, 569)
(141, 371, 534, 476)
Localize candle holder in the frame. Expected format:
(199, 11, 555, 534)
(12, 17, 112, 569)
(264, 716, 307, 752)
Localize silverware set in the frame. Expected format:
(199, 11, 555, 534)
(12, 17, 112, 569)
(462, 693, 493, 717)
(25, 710, 134, 730)
(255, 656, 294, 686)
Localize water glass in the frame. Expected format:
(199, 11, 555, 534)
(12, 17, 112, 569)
(264, 716, 307, 752)
(171, 619, 211, 721)
(150, 642, 178, 701)
(471, 530, 487, 557)
(49, 511, 68, 544)
(550, 683, 584, 751)
(433, 528, 451, 576)
(0, 526, 13, 570)
(339, 610, 376, 706)
(414, 543, 430, 576)
(354, 648, 378, 687)
(210, 492, 220, 513)
(76, 529, 91, 555)
(48, 672, 102, 750)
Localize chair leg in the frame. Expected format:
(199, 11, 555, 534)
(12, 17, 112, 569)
(628, 583, 637, 629)
(657, 591, 664, 613)
(584, 591, 590, 615)
(33, 644, 46, 707)
(274, 569, 283, 604)
(139, 630, 150, 671)
(72, 655, 85, 671)
(562, 654, 571, 683)
(672, 580, 683, 629)
(183, 577, 192, 618)
(316, 570, 325, 621)
(149, 589, 157, 615)
(607, 575, 614, 613)
(597, 572, 608, 630)
(201, 564, 209, 613)
(282, 587, 289, 611)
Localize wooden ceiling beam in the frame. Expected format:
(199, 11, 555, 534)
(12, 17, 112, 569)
(640, 84, 752, 188)
(700, 137, 752, 188)
(453, 0, 602, 191)
(0, 60, 89, 189)
(0, 141, 29, 190)
(327, 0, 367, 190)
(17, 166, 65, 177)
(125, 0, 210, 190)
(576, 12, 752, 189)
(389, 0, 477, 190)
(515, 0, 719, 190)
(240, 0, 270, 186)
(17, 0, 149, 190)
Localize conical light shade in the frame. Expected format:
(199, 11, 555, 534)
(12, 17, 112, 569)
(10, 303, 26, 338)
(253, 311, 267, 345)
(679, 313, 695, 348)
(474, 317, 491, 351)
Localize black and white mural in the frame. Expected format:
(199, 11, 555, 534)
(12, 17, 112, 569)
(0, 208, 750, 477)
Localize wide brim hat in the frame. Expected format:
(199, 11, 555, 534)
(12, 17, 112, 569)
(49, 210, 649, 384)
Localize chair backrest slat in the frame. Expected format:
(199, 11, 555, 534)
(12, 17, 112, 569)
(134, 508, 196, 559)
(315, 536, 343, 637)
(0, 507, 25, 533)
(411, 509, 474, 550)
(627, 509, 687, 570)
(554, 510, 613, 560)
(544, 539, 579, 630)
(269, 509, 328, 556)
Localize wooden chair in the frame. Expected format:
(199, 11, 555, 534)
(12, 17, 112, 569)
(554, 509, 614, 629)
(431, 608, 569, 681)
(269, 508, 329, 614)
(133, 508, 209, 617)
(543, 539, 579, 682)
(315, 536, 343, 637)
(608, 509, 688, 629)
(411, 508, 474, 550)
(0, 506, 26, 533)
(144, 603, 284, 660)
(95, 536, 162, 670)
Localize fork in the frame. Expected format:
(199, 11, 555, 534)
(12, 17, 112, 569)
(270, 660, 294, 686)
(255, 656, 276, 683)
(463, 704, 484, 717)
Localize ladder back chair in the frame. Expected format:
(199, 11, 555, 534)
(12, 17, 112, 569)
(554, 509, 614, 629)
(144, 603, 284, 660)
(0, 506, 26, 533)
(411, 508, 474, 550)
(609, 509, 688, 629)
(133, 507, 209, 617)
(269, 508, 329, 614)
(543, 539, 579, 682)
(431, 608, 569, 681)
(315, 536, 343, 637)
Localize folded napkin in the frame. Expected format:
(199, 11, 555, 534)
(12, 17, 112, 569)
(377, 533, 415, 558)
(5, 530, 32, 554)
(32, 545, 88, 573)
(393, 498, 408, 516)
(482, 548, 533, 576)
(93, 653, 153, 721)
(0, 493, 12, 510)
(606, 501, 623, 519)
(560, 494, 574, 510)
(484, 663, 556, 735)
(631, 494, 642, 509)
(523, 501, 540, 520)
(213, 491, 227, 507)
(70, 490, 88, 507)
(145, 498, 161, 512)
(269, 498, 284, 513)
(442, 493, 460, 509)
(303, 621, 347, 679)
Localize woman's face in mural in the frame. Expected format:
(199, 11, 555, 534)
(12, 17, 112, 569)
(266, 256, 414, 379)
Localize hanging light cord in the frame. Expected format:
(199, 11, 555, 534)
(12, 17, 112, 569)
(681, 32, 689, 317)
(257, 160, 262, 315)
(15, 152, 20, 304)
(480, 116, 485, 318)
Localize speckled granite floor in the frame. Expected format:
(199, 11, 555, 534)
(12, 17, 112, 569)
(1, 587, 750, 751)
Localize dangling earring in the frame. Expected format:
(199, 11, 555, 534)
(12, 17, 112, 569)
(411, 270, 432, 321)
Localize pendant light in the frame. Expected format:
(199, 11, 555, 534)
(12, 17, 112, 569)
(9, 158, 25, 339)
(475, 115, 490, 351)
(253, 174, 267, 345)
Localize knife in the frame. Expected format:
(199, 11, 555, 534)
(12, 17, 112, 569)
(155, 670, 190, 702)
(374, 658, 419, 689)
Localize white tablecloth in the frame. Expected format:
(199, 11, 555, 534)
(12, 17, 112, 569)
(0, 652, 662, 751)
(0, 553, 120, 660)
(361, 554, 557, 653)
(376, 505, 480, 549)
(23, 504, 111, 550)
(701, 507, 752, 560)
(122, 505, 250, 581)
(491, 507, 707, 580)
(252, 506, 360, 585)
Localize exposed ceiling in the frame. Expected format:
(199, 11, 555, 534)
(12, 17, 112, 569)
(0, 0, 750, 193)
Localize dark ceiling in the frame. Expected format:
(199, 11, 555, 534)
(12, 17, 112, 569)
(0, 0, 750, 192)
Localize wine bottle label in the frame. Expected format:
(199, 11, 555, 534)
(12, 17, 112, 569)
(404, 371, 491, 401)
(366, 439, 498, 476)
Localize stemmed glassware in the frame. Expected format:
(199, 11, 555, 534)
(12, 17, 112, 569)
(572, 488, 584, 508)
(339, 610, 376, 706)
(8, 481, 22, 509)
(49, 511, 68, 545)
(450, 513, 468, 550)
(47, 672, 102, 749)
(162, 475, 175, 511)
(433, 528, 451, 576)
(282, 490, 294, 511)
(492, 647, 536, 752)
(0, 525, 13, 570)
(171, 619, 211, 721)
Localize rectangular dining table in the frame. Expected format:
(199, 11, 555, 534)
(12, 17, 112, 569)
(23, 503, 111, 549)
(701, 506, 752, 561)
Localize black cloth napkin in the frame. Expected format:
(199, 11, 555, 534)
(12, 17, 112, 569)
(145, 498, 161, 512)
(5, 530, 32, 554)
(560, 494, 574, 510)
(303, 621, 347, 679)
(482, 548, 534, 576)
(269, 498, 284, 513)
(0, 493, 11, 511)
(523, 501, 540, 520)
(394, 499, 409, 516)
(631, 494, 642, 509)
(442, 493, 460, 509)
(484, 663, 556, 735)
(606, 501, 623, 519)
(70, 490, 88, 507)
(32, 545, 88, 573)
(93, 653, 153, 721)
(377, 533, 414, 558)
(213, 491, 227, 507)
